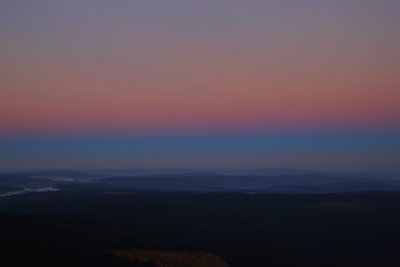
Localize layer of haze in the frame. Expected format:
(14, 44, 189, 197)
(1, 0, 399, 170)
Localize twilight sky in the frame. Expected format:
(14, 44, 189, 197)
(1, 0, 399, 170)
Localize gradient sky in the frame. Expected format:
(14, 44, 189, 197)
(1, 0, 399, 170)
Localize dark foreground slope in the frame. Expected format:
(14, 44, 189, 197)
(1, 190, 400, 266)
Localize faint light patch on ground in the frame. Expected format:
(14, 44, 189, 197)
(0, 187, 59, 198)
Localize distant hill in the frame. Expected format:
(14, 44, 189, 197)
(1, 169, 400, 194)
(94, 173, 400, 193)
(264, 180, 400, 194)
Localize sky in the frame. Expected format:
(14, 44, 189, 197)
(0, 0, 399, 171)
